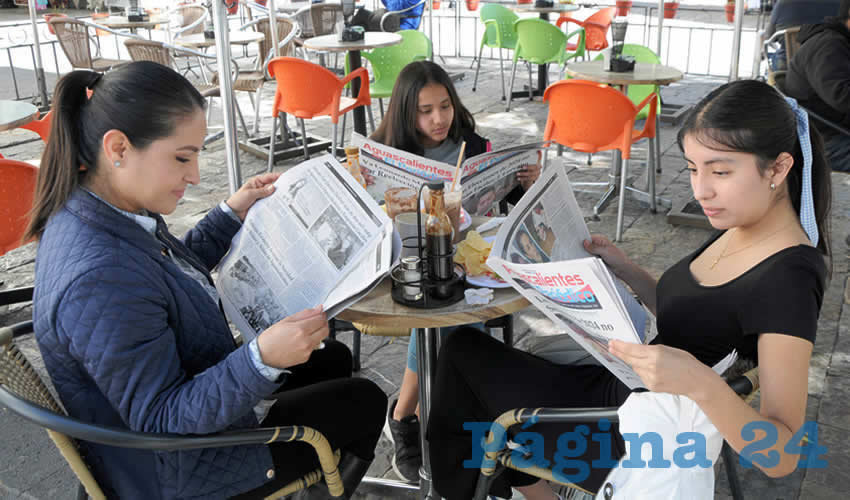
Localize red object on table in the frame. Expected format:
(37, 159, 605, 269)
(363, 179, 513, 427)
(615, 0, 632, 16)
(725, 3, 735, 23)
(664, 2, 679, 19)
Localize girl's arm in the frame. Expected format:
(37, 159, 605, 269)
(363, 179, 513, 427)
(610, 333, 813, 478)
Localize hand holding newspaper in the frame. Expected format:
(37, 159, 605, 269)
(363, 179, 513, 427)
(484, 164, 734, 389)
(215, 154, 398, 343)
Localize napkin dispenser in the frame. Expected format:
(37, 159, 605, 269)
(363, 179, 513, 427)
(608, 17, 635, 72)
(535, 0, 554, 7)
(338, 0, 365, 42)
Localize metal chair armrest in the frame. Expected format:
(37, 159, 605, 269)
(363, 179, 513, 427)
(172, 9, 209, 38)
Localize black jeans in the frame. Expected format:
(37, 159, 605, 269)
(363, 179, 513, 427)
(427, 328, 631, 499)
(232, 339, 387, 498)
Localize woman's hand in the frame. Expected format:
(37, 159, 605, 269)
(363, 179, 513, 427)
(517, 152, 542, 191)
(225, 172, 282, 221)
(583, 234, 631, 279)
(256, 306, 329, 369)
(608, 340, 711, 397)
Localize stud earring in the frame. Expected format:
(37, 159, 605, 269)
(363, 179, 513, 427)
(770, 182, 776, 190)
(114, 161, 121, 167)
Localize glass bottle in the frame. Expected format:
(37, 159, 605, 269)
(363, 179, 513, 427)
(425, 181, 454, 286)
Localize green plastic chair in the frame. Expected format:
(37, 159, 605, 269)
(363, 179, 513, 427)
(593, 44, 663, 174)
(506, 18, 585, 112)
(473, 4, 519, 101)
(362, 29, 432, 118)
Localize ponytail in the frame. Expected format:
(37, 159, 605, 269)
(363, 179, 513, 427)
(25, 62, 206, 240)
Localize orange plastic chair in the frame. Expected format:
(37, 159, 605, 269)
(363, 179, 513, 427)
(543, 79, 657, 241)
(556, 6, 615, 55)
(1, 159, 38, 306)
(18, 110, 52, 143)
(266, 57, 374, 169)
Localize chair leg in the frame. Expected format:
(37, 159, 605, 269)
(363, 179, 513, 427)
(648, 137, 657, 213)
(366, 104, 375, 133)
(499, 48, 506, 101)
(300, 118, 310, 160)
(352, 329, 361, 372)
(267, 114, 277, 173)
(615, 157, 628, 242)
(527, 61, 533, 101)
(252, 88, 262, 137)
(280, 112, 290, 147)
(331, 122, 338, 158)
(473, 41, 485, 92)
(506, 58, 518, 112)
(722, 441, 745, 500)
(485, 315, 513, 347)
(557, 144, 564, 157)
(379, 98, 384, 120)
(234, 96, 250, 137)
(655, 115, 663, 174)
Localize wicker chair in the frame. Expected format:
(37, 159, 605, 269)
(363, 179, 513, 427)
(48, 18, 128, 72)
(0, 320, 345, 500)
(124, 38, 252, 138)
(228, 15, 301, 136)
(167, 4, 210, 78)
(471, 365, 761, 500)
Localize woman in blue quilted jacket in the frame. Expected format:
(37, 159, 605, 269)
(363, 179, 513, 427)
(28, 61, 386, 500)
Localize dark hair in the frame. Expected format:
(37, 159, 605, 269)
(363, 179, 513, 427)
(677, 79, 831, 257)
(26, 62, 206, 239)
(370, 60, 475, 155)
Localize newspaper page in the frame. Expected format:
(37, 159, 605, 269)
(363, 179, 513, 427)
(351, 133, 548, 215)
(216, 154, 393, 342)
(486, 164, 649, 389)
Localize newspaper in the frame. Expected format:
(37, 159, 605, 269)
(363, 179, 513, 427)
(485, 164, 651, 389)
(216, 154, 397, 342)
(351, 133, 548, 215)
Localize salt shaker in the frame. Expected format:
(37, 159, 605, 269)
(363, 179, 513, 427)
(400, 256, 423, 301)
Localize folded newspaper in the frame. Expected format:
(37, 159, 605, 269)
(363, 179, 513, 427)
(351, 133, 548, 216)
(216, 154, 399, 343)
(485, 164, 737, 389)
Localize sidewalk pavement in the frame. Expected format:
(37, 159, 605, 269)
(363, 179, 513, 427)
(1, 58, 848, 500)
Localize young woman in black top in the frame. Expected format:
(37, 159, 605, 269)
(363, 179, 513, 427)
(426, 79, 832, 499)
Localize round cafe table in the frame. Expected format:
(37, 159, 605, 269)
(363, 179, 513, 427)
(96, 15, 168, 32)
(510, 2, 580, 99)
(303, 32, 402, 137)
(0, 100, 39, 132)
(175, 30, 266, 49)
(337, 216, 529, 499)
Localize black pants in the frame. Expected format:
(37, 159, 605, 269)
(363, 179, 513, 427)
(427, 329, 631, 499)
(233, 340, 387, 498)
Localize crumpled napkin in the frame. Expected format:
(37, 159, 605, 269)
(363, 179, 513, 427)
(465, 287, 494, 305)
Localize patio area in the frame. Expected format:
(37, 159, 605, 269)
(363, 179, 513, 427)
(2, 45, 850, 500)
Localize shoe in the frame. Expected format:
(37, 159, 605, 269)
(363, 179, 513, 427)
(383, 399, 422, 483)
(293, 452, 373, 500)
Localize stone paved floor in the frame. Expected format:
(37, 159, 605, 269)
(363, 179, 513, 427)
(1, 57, 849, 500)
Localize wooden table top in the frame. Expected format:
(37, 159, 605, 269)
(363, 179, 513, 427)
(176, 31, 265, 48)
(97, 16, 168, 29)
(303, 32, 402, 53)
(0, 100, 38, 132)
(564, 60, 684, 86)
(337, 217, 531, 329)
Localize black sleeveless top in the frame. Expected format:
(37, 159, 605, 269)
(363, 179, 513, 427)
(652, 231, 827, 367)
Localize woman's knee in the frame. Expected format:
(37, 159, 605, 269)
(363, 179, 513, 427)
(440, 326, 492, 362)
(316, 339, 353, 374)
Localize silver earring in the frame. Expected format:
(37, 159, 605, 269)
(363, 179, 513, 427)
(114, 161, 121, 167)
(770, 182, 776, 191)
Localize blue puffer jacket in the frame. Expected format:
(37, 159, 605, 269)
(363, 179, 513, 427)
(34, 189, 281, 499)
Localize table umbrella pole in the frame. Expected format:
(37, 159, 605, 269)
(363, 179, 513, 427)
(656, 0, 663, 59)
(27, 0, 49, 108)
(267, 0, 279, 58)
(429, 1, 433, 61)
(211, 0, 242, 194)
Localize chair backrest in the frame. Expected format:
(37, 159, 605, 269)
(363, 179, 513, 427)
(177, 4, 208, 36)
(784, 26, 802, 64)
(0, 159, 38, 256)
(50, 18, 94, 70)
(542, 80, 639, 158)
(311, 4, 343, 37)
(124, 38, 173, 67)
(583, 6, 615, 51)
(268, 57, 344, 120)
(18, 110, 53, 143)
(480, 3, 519, 50)
(255, 16, 297, 59)
(514, 18, 567, 65)
(363, 30, 432, 87)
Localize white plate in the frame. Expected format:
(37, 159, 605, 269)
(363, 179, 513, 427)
(465, 236, 511, 288)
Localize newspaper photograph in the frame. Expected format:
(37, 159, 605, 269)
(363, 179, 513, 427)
(486, 164, 650, 389)
(216, 154, 394, 342)
(351, 133, 549, 216)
